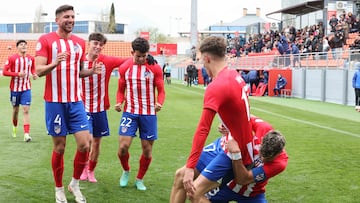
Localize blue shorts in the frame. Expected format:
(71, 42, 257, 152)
(118, 112, 158, 140)
(197, 137, 233, 183)
(87, 111, 110, 137)
(45, 101, 89, 136)
(207, 186, 267, 203)
(10, 90, 31, 106)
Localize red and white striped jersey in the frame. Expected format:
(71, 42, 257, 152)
(35, 32, 86, 102)
(226, 117, 288, 197)
(81, 54, 127, 112)
(2, 54, 35, 92)
(117, 58, 165, 115)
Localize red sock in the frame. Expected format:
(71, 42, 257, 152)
(118, 152, 130, 171)
(24, 124, 30, 134)
(52, 151, 64, 187)
(88, 160, 97, 171)
(12, 119, 17, 127)
(73, 150, 89, 179)
(136, 154, 152, 180)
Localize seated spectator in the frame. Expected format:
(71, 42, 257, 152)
(273, 74, 287, 96)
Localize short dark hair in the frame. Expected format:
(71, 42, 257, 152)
(55, 5, 74, 16)
(199, 36, 226, 58)
(260, 131, 286, 159)
(88, 32, 107, 44)
(16, 40, 27, 47)
(131, 37, 150, 53)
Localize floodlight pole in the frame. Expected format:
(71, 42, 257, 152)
(190, 0, 198, 48)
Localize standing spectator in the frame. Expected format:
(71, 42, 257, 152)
(201, 66, 210, 88)
(350, 17, 360, 33)
(115, 37, 165, 191)
(273, 74, 287, 96)
(2, 40, 38, 141)
(352, 63, 360, 112)
(164, 62, 172, 85)
(35, 5, 98, 203)
(329, 14, 338, 32)
(330, 24, 345, 59)
(186, 61, 196, 87)
(291, 40, 300, 67)
(248, 70, 259, 95)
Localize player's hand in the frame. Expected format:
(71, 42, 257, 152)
(183, 168, 196, 199)
(18, 71, 26, 78)
(226, 139, 241, 153)
(54, 52, 69, 66)
(92, 61, 103, 74)
(218, 123, 229, 135)
(155, 102, 162, 112)
(32, 74, 39, 80)
(114, 103, 122, 112)
(146, 54, 157, 65)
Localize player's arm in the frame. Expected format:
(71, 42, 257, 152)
(154, 65, 165, 112)
(79, 61, 103, 78)
(2, 58, 19, 77)
(186, 108, 216, 168)
(114, 67, 126, 112)
(226, 139, 254, 185)
(35, 52, 69, 77)
(183, 108, 216, 195)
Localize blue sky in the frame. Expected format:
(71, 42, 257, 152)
(0, 0, 281, 35)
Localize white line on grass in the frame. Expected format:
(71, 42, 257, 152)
(252, 107, 360, 138)
(171, 84, 360, 138)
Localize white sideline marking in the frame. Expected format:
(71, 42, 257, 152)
(253, 107, 360, 138)
(171, 84, 360, 138)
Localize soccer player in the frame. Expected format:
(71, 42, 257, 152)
(2, 39, 37, 142)
(115, 37, 165, 191)
(181, 36, 253, 203)
(206, 117, 288, 202)
(79, 33, 156, 183)
(35, 5, 99, 203)
(170, 116, 288, 203)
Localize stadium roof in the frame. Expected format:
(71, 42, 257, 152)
(266, 0, 324, 16)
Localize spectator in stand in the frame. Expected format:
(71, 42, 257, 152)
(273, 74, 287, 97)
(329, 14, 338, 32)
(350, 17, 360, 33)
(347, 12, 356, 30)
(320, 36, 330, 60)
(279, 33, 291, 66)
(291, 40, 300, 67)
(330, 23, 345, 60)
(248, 70, 259, 95)
(350, 35, 360, 61)
(352, 63, 360, 112)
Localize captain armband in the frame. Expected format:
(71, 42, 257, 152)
(252, 166, 266, 183)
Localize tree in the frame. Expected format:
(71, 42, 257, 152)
(108, 3, 116, 33)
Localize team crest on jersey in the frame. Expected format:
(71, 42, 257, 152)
(121, 126, 128, 133)
(74, 44, 80, 53)
(144, 71, 151, 79)
(254, 173, 265, 182)
(36, 42, 42, 51)
(54, 125, 61, 134)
